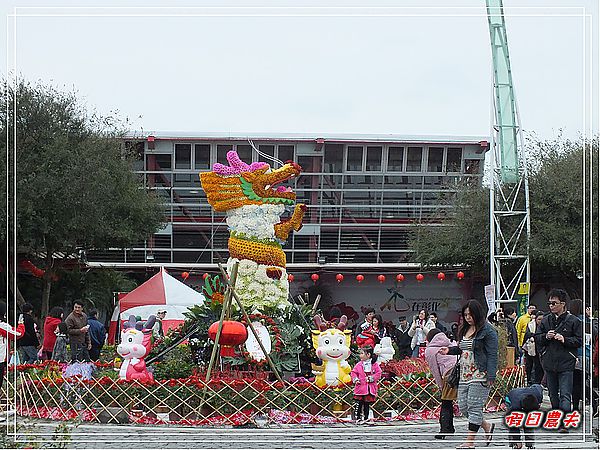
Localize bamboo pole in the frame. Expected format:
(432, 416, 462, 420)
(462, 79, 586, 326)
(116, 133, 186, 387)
(217, 264, 284, 384)
(203, 262, 238, 385)
(311, 294, 322, 316)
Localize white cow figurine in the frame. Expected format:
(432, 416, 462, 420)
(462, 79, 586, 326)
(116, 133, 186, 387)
(374, 336, 395, 363)
(311, 315, 352, 387)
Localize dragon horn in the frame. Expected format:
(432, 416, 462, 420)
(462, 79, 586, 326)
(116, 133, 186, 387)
(226, 151, 246, 170)
(337, 315, 348, 331)
(313, 315, 327, 331)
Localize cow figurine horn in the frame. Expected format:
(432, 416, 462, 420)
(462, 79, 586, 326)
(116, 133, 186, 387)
(337, 315, 348, 331)
(313, 315, 328, 332)
(124, 315, 137, 330)
(144, 315, 156, 330)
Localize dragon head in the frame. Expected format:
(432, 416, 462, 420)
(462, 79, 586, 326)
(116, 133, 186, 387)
(200, 151, 302, 212)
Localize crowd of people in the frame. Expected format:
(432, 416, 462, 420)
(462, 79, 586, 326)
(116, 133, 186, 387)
(0, 301, 169, 369)
(351, 289, 598, 446)
(1, 288, 599, 442)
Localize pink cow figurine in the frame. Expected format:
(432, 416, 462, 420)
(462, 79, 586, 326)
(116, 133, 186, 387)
(116, 315, 156, 382)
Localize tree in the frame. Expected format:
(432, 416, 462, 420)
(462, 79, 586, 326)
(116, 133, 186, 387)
(409, 136, 598, 297)
(0, 79, 164, 317)
(410, 183, 490, 275)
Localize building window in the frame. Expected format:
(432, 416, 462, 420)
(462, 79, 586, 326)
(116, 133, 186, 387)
(146, 153, 172, 171)
(217, 144, 232, 165)
(175, 144, 191, 170)
(324, 144, 343, 173)
(278, 145, 294, 162)
(366, 146, 382, 171)
(346, 146, 363, 171)
(427, 147, 443, 172)
(236, 144, 252, 163)
(406, 147, 423, 172)
(446, 147, 462, 172)
(387, 146, 404, 172)
(194, 144, 210, 170)
(258, 145, 275, 164)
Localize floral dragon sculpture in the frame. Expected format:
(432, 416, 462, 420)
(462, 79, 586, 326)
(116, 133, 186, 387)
(200, 150, 306, 309)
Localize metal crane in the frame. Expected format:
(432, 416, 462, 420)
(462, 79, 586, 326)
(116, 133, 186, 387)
(486, 0, 531, 311)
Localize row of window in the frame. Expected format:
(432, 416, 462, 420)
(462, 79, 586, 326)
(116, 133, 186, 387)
(146, 143, 474, 174)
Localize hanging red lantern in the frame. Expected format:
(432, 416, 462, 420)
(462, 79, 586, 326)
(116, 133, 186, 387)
(181, 271, 190, 280)
(437, 272, 446, 281)
(208, 321, 248, 357)
(336, 273, 344, 283)
(287, 273, 294, 282)
(203, 273, 210, 280)
(377, 274, 386, 283)
(456, 271, 465, 280)
(356, 274, 364, 283)
(311, 273, 320, 283)
(396, 273, 405, 282)
(416, 273, 424, 282)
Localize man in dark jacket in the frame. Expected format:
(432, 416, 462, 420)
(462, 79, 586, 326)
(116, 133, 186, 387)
(390, 316, 412, 359)
(65, 301, 91, 362)
(535, 289, 582, 431)
(87, 310, 106, 361)
(17, 303, 39, 363)
(504, 306, 520, 364)
(505, 384, 543, 448)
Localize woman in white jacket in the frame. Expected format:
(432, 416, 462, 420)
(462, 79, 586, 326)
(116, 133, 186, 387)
(408, 309, 435, 357)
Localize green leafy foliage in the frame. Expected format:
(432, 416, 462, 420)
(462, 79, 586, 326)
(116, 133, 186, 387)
(153, 346, 195, 380)
(409, 136, 599, 287)
(0, 79, 164, 315)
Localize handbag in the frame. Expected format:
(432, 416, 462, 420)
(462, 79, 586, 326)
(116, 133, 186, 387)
(440, 376, 458, 401)
(446, 357, 461, 389)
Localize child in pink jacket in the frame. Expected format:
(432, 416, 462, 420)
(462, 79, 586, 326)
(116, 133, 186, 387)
(351, 346, 382, 424)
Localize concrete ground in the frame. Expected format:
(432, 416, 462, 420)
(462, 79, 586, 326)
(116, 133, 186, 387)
(2, 411, 598, 449)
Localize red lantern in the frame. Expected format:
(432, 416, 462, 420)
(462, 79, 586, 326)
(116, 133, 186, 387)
(437, 272, 445, 281)
(416, 273, 424, 282)
(396, 273, 405, 282)
(203, 273, 210, 280)
(377, 274, 386, 283)
(336, 273, 344, 283)
(356, 274, 364, 283)
(181, 271, 190, 280)
(287, 273, 294, 282)
(457, 271, 465, 280)
(311, 273, 320, 283)
(208, 321, 248, 357)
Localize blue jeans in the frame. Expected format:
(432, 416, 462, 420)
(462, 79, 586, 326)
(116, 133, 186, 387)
(19, 345, 38, 364)
(545, 370, 573, 414)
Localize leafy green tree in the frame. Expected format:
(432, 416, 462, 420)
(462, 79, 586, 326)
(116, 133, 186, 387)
(410, 136, 598, 296)
(410, 184, 490, 275)
(0, 79, 163, 317)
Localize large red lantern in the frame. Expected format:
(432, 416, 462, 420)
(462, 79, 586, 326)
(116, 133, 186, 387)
(437, 272, 446, 281)
(287, 273, 294, 282)
(336, 273, 344, 283)
(356, 274, 364, 283)
(377, 274, 386, 283)
(416, 273, 424, 282)
(181, 271, 190, 280)
(208, 321, 248, 357)
(311, 273, 320, 283)
(396, 273, 405, 282)
(456, 271, 465, 280)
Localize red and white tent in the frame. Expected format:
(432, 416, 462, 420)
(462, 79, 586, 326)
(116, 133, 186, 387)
(108, 268, 206, 343)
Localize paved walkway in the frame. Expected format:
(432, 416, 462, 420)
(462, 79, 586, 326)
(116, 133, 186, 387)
(5, 412, 598, 449)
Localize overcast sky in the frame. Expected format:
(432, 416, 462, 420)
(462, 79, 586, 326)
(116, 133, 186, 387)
(2, 0, 598, 140)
